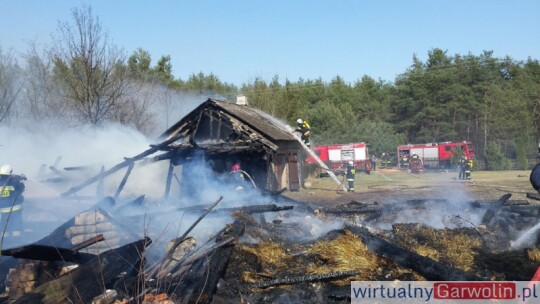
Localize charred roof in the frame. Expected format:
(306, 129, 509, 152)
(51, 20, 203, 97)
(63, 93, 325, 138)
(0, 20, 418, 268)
(160, 98, 297, 143)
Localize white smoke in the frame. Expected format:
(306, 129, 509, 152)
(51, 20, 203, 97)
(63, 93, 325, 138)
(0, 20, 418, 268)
(376, 176, 483, 230)
(0, 124, 151, 180)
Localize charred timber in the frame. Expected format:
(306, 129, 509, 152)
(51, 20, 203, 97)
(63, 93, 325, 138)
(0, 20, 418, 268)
(0, 245, 95, 263)
(147, 196, 223, 277)
(216, 204, 294, 214)
(527, 193, 540, 201)
(71, 234, 105, 252)
(252, 270, 360, 289)
(175, 204, 293, 215)
(172, 217, 248, 304)
(61, 133, 183, 196)
(404, 199, 448, 205)
(14, 238, 151, 304)
(471, 199, 530, 208)
(48, 166, 67, 178)
(345, 225, 483, 281)
(113, 162, 134, 200)
(166, 237, 236, 279)
(481, 194, 512, 225)
(152, 144, 270, 162)
(319, 206, 382, 214)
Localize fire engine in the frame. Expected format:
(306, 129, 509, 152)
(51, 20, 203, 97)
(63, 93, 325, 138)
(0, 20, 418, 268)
(306, 143, 369, 169)
(396, 141, 475, 169)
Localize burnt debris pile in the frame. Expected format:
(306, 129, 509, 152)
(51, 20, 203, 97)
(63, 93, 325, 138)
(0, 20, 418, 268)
(0, 192, 539, 303)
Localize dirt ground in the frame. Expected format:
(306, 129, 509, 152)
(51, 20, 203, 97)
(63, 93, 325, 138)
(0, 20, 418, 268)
(284, 168, 535, 207)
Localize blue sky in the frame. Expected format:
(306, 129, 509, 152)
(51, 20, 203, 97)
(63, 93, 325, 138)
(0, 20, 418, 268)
(1, 0, 539, 86)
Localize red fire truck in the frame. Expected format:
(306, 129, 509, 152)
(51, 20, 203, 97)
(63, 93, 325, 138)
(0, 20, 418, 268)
(306, 143, 369, 169)
(396, 141, 475, 169)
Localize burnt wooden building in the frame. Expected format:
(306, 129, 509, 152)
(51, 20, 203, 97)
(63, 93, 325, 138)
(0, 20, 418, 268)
(159, 98, 303, 192)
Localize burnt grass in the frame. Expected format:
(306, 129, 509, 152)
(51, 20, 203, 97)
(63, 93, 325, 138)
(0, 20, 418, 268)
(211, 212, 530, 302)
(210, 174, 540, 303)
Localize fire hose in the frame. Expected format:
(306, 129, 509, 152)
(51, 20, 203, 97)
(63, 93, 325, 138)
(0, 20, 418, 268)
(230, 169, 257, 189)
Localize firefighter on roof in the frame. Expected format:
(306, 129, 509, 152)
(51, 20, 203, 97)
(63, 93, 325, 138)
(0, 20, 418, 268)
(346, 161, 356, 192)
(296, 118, 311, 147)
(0, 164, 26, 237)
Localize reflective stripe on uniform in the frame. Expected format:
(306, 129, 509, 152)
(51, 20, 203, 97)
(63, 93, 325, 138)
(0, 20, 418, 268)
(1, 186, 15, 197)
(0, 204, 23, 213)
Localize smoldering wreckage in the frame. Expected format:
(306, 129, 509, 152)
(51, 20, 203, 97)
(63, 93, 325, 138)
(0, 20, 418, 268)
(1, 98, 540, 304)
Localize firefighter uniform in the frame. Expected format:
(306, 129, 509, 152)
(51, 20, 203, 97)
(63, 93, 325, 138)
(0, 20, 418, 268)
(381, 153, 391, 169)
(296, 119, 311, 147)
(0, 165, 26, 237)
(464, 159, 473, 180)
(531, 163, 540, 194)
(400, 154, 409, 169)
(458, 156, 467, 180)
(531, 144, 540, 194)
(408, 154, 423, 174)
(346, 161, 356, 192)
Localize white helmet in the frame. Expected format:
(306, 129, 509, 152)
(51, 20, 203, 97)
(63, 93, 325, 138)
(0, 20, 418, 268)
(296, 118, 303, 124)
(348, 161, 354, 165)
(0, 164, 12, 175)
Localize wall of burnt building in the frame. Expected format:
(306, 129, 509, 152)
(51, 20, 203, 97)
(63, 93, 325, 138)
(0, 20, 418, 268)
(175, 148, 301, 194)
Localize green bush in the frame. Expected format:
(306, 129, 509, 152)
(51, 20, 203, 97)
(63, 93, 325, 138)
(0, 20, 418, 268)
(505, 159, 513, 170)
(484, 143, 507, 171)
(515, 142, 529, 170)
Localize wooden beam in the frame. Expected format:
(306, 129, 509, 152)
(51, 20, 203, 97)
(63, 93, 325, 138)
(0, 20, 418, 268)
(113, 162, 134, 201)
(61, 134, 183, 196)
(163, 160, 175, 201)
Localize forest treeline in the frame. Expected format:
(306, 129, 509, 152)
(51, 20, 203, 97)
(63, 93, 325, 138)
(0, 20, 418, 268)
(0, 6, 539, 169)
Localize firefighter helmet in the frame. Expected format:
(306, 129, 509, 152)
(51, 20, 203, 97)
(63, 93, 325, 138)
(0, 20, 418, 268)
(0, 164, 12, 175)
(296, 118, 303, 124)
(348, 161, 354, 166)
(232, 164, 241, 172)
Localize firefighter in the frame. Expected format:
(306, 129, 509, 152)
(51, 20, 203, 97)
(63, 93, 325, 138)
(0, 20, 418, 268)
(400, 153, 409, 169)
(370, 154, 377, 171)
(0, 164, 26, 237)
(381, 152, 391, 169)
(464, 158, 473, 180)
(408, 154, 423, 174)
(531, 144, 540, 194)
(296, 118, 311, 147)
(346, 161, 356, 192)
(458, 156, 467, 180)
(230, 163, 246, 191)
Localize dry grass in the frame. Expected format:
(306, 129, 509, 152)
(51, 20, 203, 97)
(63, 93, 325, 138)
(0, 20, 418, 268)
(414, 245, 440, 261)
(307, 230, 381, 281)
(528, 248, 540, 262)
(442, 234, 482, 271)
(394, 225, 482, 272)
(286, 169, 533, 203)
(241, 271, 259, 284)
(240, 242, 290, 269)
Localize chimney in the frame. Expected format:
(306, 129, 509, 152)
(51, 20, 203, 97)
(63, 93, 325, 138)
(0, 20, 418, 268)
(236, 95, 248, 106)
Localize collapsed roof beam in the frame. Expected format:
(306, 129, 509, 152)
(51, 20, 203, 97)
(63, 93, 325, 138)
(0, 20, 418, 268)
(61, 134, 183, 197)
